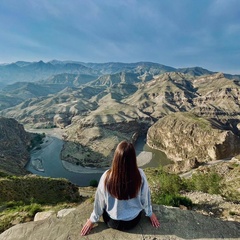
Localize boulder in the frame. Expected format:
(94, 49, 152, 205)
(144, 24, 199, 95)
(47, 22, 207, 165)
(34, 211, 55, 221)
(57, 208, 76, 218)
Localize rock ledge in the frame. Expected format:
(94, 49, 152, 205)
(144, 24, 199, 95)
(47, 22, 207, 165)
(0, 200, 240, 240)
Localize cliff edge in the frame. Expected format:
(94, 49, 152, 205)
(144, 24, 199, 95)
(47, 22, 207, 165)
(1, 200, 239, 240)
(0, 117, 32, 175)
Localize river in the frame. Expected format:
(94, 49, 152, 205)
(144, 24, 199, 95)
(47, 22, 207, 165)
(134, 136, 171, 168)
(25, 128, 171, 186)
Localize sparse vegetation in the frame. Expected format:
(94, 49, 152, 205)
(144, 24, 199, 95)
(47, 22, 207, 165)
(0, 175, 82, 233)
(0, 201, 79, 234)
(145, 166, 239, 208)
(145, 167, 193, 208)
(0, 175, 80, 204)
(184, 171, 223, 195)
(229, 211, 237, 216)
(27, 133, 46, 151)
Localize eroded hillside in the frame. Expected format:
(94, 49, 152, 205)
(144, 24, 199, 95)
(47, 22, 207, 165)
(0, 62, 240, 172)
(147, 112, 240, 169)
(0, 117, 32, 175)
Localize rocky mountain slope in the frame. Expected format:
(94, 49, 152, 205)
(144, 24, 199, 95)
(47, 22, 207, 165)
(0, 117, 33, 175)
(147, 112, 240, 171)
(2, 71, 239, 128)
(124, 72, 197, 119)
(1, 62, 240, 172)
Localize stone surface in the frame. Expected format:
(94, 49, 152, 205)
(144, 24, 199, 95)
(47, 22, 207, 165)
(1, 201, 240, 240)
(34, 211, 55, 221)
(57, 208, 76, 218)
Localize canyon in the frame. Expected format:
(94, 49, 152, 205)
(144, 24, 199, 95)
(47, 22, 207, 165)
(1, 61, 240, 173)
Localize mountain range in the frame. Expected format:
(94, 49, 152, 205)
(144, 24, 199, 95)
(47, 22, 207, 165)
(0, 60, 240, 170)
(0, 60, 227, 87)
(0, 60, 239, 111)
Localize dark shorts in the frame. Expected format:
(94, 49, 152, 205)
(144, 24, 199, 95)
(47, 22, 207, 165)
(102, 209, 142, 231)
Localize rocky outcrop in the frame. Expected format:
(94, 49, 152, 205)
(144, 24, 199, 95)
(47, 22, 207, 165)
(147, 112, 240, 172)
(1, 200, 240, 240)
(0, 117, 32, 175)
(192, 73, 240, 122)
(124, 72, 197, 119)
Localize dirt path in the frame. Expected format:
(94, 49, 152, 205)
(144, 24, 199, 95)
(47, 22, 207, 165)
(179, 158, 232, 178)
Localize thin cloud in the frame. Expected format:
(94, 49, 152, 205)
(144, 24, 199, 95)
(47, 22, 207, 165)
(0, 0, 239, 73)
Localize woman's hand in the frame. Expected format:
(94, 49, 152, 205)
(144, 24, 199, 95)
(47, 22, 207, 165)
(150, 213, 160, 228)
(81, 219, 94, 236)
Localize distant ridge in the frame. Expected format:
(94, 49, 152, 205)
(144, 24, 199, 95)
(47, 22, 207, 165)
(177, 66, 213, 76)
(0, 60, 98, 84)
(0, 60, 216, 85)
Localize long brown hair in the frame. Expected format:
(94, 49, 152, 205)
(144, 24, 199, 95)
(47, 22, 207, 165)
(104, 141, 142, 200)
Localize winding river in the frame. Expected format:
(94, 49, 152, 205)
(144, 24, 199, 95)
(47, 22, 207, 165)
(25, 128, 171, 186)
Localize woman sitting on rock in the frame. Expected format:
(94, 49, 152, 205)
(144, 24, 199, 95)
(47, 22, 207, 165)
(81, 140, 160, 236)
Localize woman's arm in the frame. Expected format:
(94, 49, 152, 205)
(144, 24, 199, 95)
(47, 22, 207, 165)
(149, 212, 160, 228)
(80, 186, 104, 236)
(80, 171, 107, 236)
(139, 169, 160, 228)
(81, 219, 94, 236)
(139, 169, 153, 216)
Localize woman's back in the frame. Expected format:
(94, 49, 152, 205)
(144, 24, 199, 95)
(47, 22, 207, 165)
(96, 168, 152, 221)
(104, 141, 141, 200)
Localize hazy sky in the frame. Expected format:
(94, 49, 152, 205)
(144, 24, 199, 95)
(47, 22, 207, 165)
(0, 0, 240, 74)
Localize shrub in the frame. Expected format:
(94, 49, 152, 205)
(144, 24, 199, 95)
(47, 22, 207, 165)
(89, 179, 98, 187)
(24, 203, 43, 217)
(153, 194, 192, 208)
(27, 133, 45, 151)
(147, 168, 184, 195)
(229, 211, 236, 216)
(5, 201, 25, 208)
(145, 167, 192, 208)
(185, 171, 223, 194)
(0, 215, 13, 234)
(0, 202, 43, 234)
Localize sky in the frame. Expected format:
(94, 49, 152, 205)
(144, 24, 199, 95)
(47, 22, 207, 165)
(0, 0, 240, 74)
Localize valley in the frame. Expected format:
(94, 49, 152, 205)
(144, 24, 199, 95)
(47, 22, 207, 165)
(0, 60, 240, 187)
(26, 128, 104, 186)
(25, 127, 170, 186)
